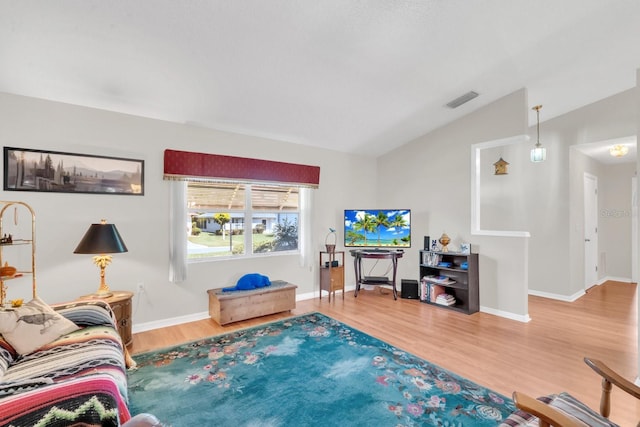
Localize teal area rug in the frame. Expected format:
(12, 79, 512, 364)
(127, 313, 515, 426)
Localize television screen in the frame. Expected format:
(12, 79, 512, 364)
(344, 209, 411, 248)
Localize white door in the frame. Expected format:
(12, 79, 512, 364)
(584, 173, 598, 290)
(632, 177, 637, 283)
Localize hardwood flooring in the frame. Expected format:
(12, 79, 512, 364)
(130, 281, 639, 426)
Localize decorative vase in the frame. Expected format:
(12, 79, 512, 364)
(325, 228, 336, 253)
(438, 233, 451, 253)
(0, 262, 16, 278)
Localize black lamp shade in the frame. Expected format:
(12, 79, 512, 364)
(74, 222, 128, 254)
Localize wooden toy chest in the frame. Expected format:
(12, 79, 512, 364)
(207, 280, 297, 325)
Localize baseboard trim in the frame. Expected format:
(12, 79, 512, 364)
(133, 311, 211, 334)
(133, 287, 332, 334)
(527, 278, 635, 303)
(601, 275, 633, 283)
(528, 289, 585, 302)
(480, 306, 531, 323)
(135, 284, 541, 333)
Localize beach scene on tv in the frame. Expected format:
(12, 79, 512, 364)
(344, 209, 411, 248)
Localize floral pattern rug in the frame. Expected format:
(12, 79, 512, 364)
(127, 313, 515, 426)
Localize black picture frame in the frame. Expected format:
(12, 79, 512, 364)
(3, 147, 144, 195)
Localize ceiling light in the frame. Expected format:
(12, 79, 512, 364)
(530, 105, 546, 163)
(609, 144, 629, 157)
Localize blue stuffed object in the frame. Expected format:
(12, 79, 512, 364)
(222, 273, 271, 292)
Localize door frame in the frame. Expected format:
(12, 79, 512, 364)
(583, 173, 598, 290)
(632, 176, 637, 283)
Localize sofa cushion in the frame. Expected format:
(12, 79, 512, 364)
(499, 409, 539, 427)
(499, 395, 553, 427)
(0, 374, 130, 426)
(3, 324, 129, 401)
(0, 300, 131, 426)
(549, 392, 619, 427)
(0, 336, 17, 380)
(0, 377, 53, 397)
(0, 297, 79, 356)
(499, 393, 619, 427)
(53, 300, 117, 328)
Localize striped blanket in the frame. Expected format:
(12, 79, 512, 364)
(0, 300, 131, 427)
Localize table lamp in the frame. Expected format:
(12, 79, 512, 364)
(74, 219, 128, 297)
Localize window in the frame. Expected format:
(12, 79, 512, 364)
(187, 182, 299, 260)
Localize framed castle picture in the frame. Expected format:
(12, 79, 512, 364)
(3, 147, 144, 195)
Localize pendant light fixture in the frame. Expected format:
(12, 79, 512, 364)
(530, 105, 546, 163)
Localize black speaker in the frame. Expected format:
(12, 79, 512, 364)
(401, 279, 419, 299)
(423, 236, 430, 250)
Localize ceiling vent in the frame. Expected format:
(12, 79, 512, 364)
(445, 91, 479, 109)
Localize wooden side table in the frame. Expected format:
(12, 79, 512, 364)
(79, 290, 133, 344)
(99, 291, 134, 346)
(319, 251, 345, 301)
(80, 290, 135, 368)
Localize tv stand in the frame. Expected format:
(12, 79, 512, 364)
(349, 249, 404, 300)
(363, 276, 389, 283)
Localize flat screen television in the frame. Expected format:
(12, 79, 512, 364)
(344, 209, 411, 248)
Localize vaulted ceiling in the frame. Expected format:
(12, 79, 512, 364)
(1, 1, 639, 156)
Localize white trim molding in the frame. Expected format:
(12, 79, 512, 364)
(471, 134, 531, 237)
(133, 288, 322, 334)
(480, 305, 531, 323)
(528, 289, 585, 302)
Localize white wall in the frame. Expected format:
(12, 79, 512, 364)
(479, 143, 530, 232)
(568, 149, 605, 295)
(0, 92, 378, 327)
(376, 89, 530, 319)
(599, 162, 636, 281)
(559, 88, 637, 296)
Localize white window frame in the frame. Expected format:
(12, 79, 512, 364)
(187, 182, 301, 263)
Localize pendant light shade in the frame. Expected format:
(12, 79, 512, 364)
(530, 146, 547, 162)
(531, 105, 546, 163)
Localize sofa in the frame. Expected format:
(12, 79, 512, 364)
(0, 297, 158, 427)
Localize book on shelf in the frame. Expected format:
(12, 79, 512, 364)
(423, 275, 456, 285)
(435, 293, 456, 306)
(420, 278, 428, 301)
(420, 279, 457, 303)
(429, 284, 445, 303)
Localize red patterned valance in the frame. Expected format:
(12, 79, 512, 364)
(163, 149, 320, 188)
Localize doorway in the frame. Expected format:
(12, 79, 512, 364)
(584, 173, 598, 290)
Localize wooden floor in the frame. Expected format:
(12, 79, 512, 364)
(130, 281, 639, 426)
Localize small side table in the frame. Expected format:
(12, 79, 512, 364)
(319, 251, 345, 301)
(98, 291, 134, 346)
(79, 290, 135, 368)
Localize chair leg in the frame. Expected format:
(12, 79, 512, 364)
(600, 378, 612, 418)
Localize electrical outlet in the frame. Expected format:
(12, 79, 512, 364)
(137, 282, 145, 293)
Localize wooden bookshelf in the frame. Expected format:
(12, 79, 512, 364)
(419, 250, 478, 314)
